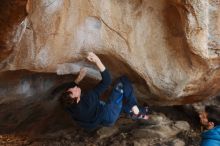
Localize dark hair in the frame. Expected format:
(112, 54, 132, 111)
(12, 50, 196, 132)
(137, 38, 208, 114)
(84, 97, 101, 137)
(205, 105, 220, 125)
(60, 91, 77, 108)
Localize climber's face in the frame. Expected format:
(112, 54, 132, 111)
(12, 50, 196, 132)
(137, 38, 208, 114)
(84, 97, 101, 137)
(199, 112, 214, 130)
(67, 86, 81, 103)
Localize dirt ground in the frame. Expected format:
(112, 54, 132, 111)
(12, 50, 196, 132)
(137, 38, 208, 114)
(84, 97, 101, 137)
(0, 105, 202, 146)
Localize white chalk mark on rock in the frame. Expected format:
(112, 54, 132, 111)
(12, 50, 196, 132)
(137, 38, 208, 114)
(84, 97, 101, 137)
(56, 62, 102, 80)
(42, 0, 63, 14)
(75, 16, 102, 49)
(36, 47, 49, 68)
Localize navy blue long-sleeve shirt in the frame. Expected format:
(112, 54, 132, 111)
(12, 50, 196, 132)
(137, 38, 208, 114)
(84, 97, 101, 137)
(66, 69, 112, 129)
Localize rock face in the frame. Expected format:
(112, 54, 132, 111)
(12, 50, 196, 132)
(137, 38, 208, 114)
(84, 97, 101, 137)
(0, 0, 220, 105)
(0, 0, 27, 62)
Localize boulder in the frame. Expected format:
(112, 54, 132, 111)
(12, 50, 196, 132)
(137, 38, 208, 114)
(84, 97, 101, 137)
(1, 0, 220, 105)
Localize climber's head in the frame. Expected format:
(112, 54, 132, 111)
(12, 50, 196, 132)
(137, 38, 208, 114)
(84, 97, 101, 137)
(60, 86, 81, 107)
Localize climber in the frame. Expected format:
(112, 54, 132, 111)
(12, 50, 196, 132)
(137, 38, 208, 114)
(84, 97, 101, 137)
(199, 105, 220, 146)
(59, 52, 149, 130)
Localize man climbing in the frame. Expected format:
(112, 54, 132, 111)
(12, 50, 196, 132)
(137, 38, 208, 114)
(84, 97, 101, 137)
(199, 105, 220, 146)
(60, 52, 149, 130)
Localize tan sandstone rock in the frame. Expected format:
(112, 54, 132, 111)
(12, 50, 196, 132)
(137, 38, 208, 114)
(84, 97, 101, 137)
(0, 0, 220, 105)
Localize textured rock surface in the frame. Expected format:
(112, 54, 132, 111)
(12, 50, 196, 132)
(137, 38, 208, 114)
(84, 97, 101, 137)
(0, 103, 200, 145)
(132, 114, 190, 139)
(0, 0, 220, 105)
(0, 0, 27, 61)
